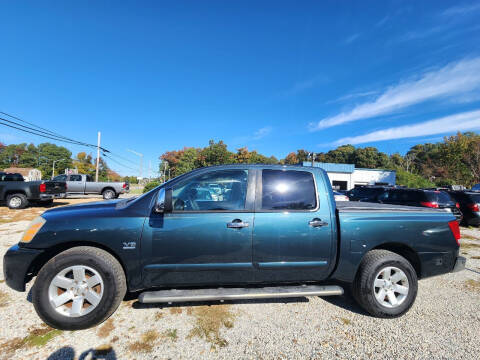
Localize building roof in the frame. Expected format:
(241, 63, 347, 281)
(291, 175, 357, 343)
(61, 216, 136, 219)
(2, 167, 35, 177)
(302, 161, 355, 173)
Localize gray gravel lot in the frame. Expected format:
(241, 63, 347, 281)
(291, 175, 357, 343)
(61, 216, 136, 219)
(0, 216, 479, 360)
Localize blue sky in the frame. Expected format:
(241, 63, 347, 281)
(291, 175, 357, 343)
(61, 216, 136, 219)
(1, 1, 480, 176)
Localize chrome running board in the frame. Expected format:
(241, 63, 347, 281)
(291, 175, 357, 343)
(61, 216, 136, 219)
(138, 285, 343, 304)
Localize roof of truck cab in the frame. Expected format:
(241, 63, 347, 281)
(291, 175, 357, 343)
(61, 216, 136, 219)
(186, 164, 323, 171)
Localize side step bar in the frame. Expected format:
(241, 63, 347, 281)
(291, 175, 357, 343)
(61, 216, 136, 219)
(138, 285, 343, 304)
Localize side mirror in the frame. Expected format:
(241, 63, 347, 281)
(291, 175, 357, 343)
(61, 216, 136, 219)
(154, 188, 172, 213)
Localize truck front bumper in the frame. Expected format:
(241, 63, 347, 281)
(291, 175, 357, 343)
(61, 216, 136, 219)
(451, 256, 466, 273)
(3, 244, 44, 292)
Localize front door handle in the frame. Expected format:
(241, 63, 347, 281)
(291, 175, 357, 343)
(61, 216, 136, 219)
(227, 219, 249, 229)
(309, 218, 328, 227)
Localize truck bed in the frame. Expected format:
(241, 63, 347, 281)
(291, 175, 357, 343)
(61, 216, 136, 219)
(336, 201, 443, 213)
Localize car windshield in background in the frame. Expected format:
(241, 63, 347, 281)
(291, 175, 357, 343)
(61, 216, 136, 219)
(425, 191, 453, 204)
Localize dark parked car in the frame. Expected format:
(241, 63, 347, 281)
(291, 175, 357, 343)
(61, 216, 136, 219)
(347, 186, 387, 202)
(448, 191, 480, 226)
(3, 164, 465, 330)
(376, 189, 463, 222)
(0, 172, 67, 209)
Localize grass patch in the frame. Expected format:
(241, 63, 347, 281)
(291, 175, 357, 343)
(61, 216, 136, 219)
(170, 307, 182, 315)
(97, 319, 115, 338)
(462, 234, 480, 241)
(187, 305, 235, 348)
(339, 317, 351, 325)
(0, 325, 63, 356)
(0, 289, 10, 307)
(128, 330, 160, 353)
(154, 311, 163, 320)
(164, 329, 178, 341)
(461, 242, 480, 249)
(465, 279, 480, 292)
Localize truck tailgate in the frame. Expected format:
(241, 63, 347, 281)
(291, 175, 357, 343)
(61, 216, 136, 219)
(43, 181, 67, 195)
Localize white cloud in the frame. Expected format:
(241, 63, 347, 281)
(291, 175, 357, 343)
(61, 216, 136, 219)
(345, 33, 360, 44)
(311, 57, 480, 131)
(253, 126, 272, 140)
(441, 3, 480, 17)
(282, 75, 326, 97)
(333, 109, 480, 145)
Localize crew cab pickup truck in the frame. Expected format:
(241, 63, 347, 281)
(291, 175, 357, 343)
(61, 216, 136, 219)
(3, 165, 465, 330)
(52, 174, 129, 200)
(0, 172, 67, 209)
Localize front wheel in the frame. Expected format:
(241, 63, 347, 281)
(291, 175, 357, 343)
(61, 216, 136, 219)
(352, 250, 418, 318)
(32, 246, 126, 330)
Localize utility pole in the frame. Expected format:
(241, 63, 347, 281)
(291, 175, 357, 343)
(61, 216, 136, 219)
(127, 149, 144, 179)
(52, 159, 65, 179)
(310, 152, 316, 167)
(95, 132, 101, 182)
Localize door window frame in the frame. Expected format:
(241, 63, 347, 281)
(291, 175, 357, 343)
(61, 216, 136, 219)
(166, 168, 256, 214)
(255, 169, 320, 213)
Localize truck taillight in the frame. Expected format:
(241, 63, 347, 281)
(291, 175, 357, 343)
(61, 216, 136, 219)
(448, 220, 461, 246)
(467, 203, 480, 212)
(421, 201, 439, 208)
(456, 202, 460, 208)
(39, 183, 46, 193)
(123, 183, 126, 189)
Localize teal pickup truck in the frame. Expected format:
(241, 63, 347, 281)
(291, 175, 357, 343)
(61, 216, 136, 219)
(3, 165, 465, 330)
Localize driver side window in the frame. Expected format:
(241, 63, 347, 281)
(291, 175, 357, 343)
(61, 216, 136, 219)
(172, 170, 248, 211)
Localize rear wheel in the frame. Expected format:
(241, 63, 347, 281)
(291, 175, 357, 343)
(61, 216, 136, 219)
(352, 250, 417, 318)
(102, 189, 116, 200)
(6, 193, 29, 209)
(32, 246, 126, 330)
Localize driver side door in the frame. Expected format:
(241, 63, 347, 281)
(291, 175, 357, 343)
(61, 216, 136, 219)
(142, 168, 255, 287)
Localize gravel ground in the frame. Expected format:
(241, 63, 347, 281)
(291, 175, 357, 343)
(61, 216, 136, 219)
(0, 202, 479, 360)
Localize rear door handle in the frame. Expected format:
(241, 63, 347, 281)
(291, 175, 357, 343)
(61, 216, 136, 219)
(309, 218, 328, 227)
(227, 219, 249, 229)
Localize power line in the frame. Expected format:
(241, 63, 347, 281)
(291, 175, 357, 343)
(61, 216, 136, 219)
(0, 111, 110, 152)
(1, 110, 139, 174)
(102, 153, 138, 171)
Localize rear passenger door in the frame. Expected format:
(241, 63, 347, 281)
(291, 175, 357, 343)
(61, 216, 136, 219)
(67, 174, 84, 193)
(252, 169, 334, 282)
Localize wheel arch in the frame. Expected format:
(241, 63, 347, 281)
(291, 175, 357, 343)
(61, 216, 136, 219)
(27, 241, 129, 290)
(370, 243, 422, 278)
(5, 190, 28, 199)
(101, 187, 116, 194)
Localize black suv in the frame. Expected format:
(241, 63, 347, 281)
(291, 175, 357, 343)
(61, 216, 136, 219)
(347, 186, 388, 202)
(447, 191, 480, 226)
(376, 188, 463, 222)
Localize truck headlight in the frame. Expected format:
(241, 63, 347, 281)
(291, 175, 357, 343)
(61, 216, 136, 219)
(21, 216, 46, 243)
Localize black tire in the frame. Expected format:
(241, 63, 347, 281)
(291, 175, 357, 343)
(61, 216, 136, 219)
(6, 193, 29, 209)
(352, 249, 418, 318)
(32, 246, 126, 330)
(102, 189, 116, 200)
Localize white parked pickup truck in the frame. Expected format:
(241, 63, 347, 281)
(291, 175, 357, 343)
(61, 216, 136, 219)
(52, 174, 129, 199)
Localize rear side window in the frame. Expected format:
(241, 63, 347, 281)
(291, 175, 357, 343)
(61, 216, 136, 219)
(466, 193, 480, 202)
(69, 175, 82, 181)
(424, 191, 453, 203)
(261, 170, 317, 210)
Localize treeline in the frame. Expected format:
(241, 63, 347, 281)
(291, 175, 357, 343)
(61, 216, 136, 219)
(159, 132, 480, 188)
(0, 142, 122, 181)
